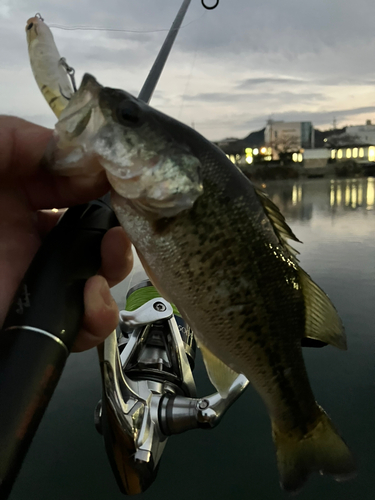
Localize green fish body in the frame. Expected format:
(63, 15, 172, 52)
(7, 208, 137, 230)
(48, 74, 356, 492)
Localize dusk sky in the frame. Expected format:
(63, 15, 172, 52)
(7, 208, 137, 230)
(2, 0, 375, 140)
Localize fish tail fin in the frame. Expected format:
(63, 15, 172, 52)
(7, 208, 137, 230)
(272, 406, 356, 493)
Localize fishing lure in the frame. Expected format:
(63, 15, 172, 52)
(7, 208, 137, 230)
(26, 13, 75, 117)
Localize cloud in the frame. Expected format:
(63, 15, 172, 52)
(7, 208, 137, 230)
(3, 0, 375, 140)
(238, 106, 375, 134)
(184, 91, 325, 104)
(237, 77, 307, 89)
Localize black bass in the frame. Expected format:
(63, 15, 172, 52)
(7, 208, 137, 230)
(47, 74, 356, 492)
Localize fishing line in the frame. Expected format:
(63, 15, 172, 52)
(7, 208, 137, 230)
(178, 46, 199, 120)
(49, 15, 205, 34)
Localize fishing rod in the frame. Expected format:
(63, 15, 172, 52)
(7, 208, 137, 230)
(139, 0, 192, 103)
(0, 1, 194, 498)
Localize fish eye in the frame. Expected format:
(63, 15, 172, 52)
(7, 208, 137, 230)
(116, 100, 140, 126)
(27, 22, 34, 30)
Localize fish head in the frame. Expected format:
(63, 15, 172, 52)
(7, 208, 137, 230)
(48, 74, 203, 218)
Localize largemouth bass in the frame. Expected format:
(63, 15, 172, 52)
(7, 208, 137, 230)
(46, 74, 356, 492)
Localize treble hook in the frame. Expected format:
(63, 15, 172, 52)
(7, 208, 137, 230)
(35, 12, 44, 21)
(202, 0, 219, 9)
(59, 57, 77, 93)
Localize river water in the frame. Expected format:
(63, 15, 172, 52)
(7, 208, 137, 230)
(11, 177, 375, 500)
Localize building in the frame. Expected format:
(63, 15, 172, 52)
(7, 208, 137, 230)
(331, 145, 375, 163)
(264, 121, 314, 156)
(345, 120, 375, 144)
(303, 148, 331, 169)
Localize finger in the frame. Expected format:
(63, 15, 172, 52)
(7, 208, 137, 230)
(24, 169, 111, 211)
(72, 275, 119, 352)
(0, 116, 52, 177)
(0, 115, 111, 210)
(99, 227, 133, 288)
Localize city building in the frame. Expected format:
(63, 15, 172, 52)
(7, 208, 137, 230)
(345, 120, 375, 144)
(331, 145, 375, 163)
(303, 148, 331, 169)
(264, 121, 314, 158)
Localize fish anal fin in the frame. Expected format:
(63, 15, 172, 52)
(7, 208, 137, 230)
(273, 406, 356, 493)
(199, 343, 240, 399)
(299, 269, 347, 350)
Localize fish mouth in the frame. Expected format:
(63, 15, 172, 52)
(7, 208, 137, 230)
(59, 74, 103, 122)
(45, 76, 105, 176)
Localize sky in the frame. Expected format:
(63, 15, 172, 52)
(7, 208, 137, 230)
(2, 0, 375, 141)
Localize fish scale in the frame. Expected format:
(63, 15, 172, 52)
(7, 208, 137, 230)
(111, 147, 316, 427)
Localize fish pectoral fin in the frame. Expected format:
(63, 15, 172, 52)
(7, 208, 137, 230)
(272, 406, 356, 493)
(255, 187, 301, 259)
(299, 268, 347, 350)
(199, 343, 240, 399)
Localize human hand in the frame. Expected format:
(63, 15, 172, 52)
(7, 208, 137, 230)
(0, 116, 133, 351)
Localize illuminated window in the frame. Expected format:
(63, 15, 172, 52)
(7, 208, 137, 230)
(245, 148, 253, 164)
(298, 153, 303, 162)
(230, 155, 236, 163)
(346, 148, 351, 158)
(352, 148, 358, 158)
(359, 148, 364, 158)
(331, 150, 336, 159)
(292, 153, 298, 162)
(369, 146, 375, 162)
(337, 149, 343, 159)
(267, 147, 272, 154)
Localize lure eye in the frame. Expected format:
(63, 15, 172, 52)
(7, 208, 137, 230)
(27, 22, 34, 30)
(116, 100, 140, 126)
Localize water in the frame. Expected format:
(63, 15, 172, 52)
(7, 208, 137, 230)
(11, 178, 375, 500)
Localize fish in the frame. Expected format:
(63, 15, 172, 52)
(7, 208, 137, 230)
(26, 16, 73, 117)
(46, 73, 356, 492)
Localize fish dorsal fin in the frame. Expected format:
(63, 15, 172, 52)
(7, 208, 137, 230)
(199, 343, 240, 399)
(299, 269, 347, 350)
(255, 188, 301, 259)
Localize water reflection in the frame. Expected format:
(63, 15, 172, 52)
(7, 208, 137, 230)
(263, 177, 375, 221)
(329, 178, 374, 211)
(11, 178, 375, 500)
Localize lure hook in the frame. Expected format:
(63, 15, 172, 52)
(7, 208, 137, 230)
(59, 57, 77, 92)
(35, 13, 44, 21)
(202, 0, 219, 9)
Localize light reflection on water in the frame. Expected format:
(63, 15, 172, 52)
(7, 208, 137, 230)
(12, 178, 375, 500)
(264, 177, 374, 223)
